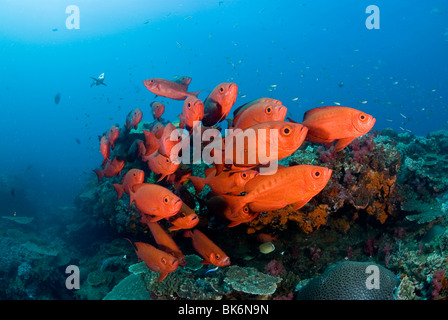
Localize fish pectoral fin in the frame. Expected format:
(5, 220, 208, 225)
(158, 272, 169, 281)
(334, 137, 355, 152)
(101, 82, 107, 86)
(227, 221, 242, 227)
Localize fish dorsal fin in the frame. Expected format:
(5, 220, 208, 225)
(174, 76, 192, 87)
(232, 102, 249, 118)
(303, 106, 340, 121)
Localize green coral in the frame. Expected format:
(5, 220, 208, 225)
(223, 265, 281, 295)
(103, 274, 151, 300)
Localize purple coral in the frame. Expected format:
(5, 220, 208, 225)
(264, 259, 285, 277)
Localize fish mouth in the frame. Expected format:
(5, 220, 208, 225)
(222, 257, 231, 266)
(174, 198, 183, 211)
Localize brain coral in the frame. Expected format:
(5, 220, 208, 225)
(295, 261, 399, 300)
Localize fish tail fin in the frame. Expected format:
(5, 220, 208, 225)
(189, 176, 206, 195)
(113, 183, 124, 200)
(143, 130, 160, 156)
(93, 169, 104, 183)
(189, 90, 202, 98)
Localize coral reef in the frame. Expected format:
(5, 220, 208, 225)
(295, 261, 399, 300)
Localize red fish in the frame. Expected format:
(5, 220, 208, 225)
(301, 106, 376, 152)
(184, 229, 231, 267)
(203, 82, 238, 126)
(222, 165, 332, 216)
(150, 101, 165, 121)
(106, 125, 120, 149)
(144, 220, 186, 266)
(129, 183, 182, 222)
(168, 202, 199, 231)
(128, 240, 179, 281)
(125, 108, 143, 130)
(206, 196, 258, 227)
(189, 167, 258, 195)
(150, 122, 165, 139)
(93, 157, 125, 183)
(232, 98, 287, 130)
(179, 96, 204, 132)
(112, 168, 145, 200)
(142, 152, 180, 182)
(211, 121, 308, 173)
(99, 135, 110, 166)
(143, 76, 201, 100)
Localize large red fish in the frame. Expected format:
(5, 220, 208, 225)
(125, 108, 143, 130)
(150, 101, 165, 121)
(93, 157, 125, 183)
(179, 95, 204, 132)
(184, 229, 231, 267)
(210, 121, 308, 173)
(128, 240, 179, 281)
(106, 125, 120, 150)
(202, 82, 238, 126)
(129, 183, 182, 221)
(142, 151, 180, 182)
(222, 165, 332, 216)
(143, 76, 200, 100)
(112, 168, 145, 200)
(144, 220, 186, 266)
(189, 167, 258, 195)
(301, 106, 376, 152)
(232, 98, 287, 130)
(168, 202, 199, 231)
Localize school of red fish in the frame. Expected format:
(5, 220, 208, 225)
(94, 76, 376, 281)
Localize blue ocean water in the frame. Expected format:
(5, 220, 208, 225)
(0, 0, 447, 302)
(0, 0, 446, 209)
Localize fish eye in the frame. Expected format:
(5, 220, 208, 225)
(359, 114, 367, 121)
(215, 254, 220, 260)
(313, 170, 321, 178)
(219, 87, 224, 93)
(241, 172, 247, 179)
(265, 106, 272, 114)
(161, 258, 166, 264)
(282, 126, 291, 135)
(243, 206, 249, 213)
(166, 157, 170, 163)
(133, 173, 136, 176)
(150, 79, 154, 83)
(163, 196, 169, 204)
(187, 102, 191, 108)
